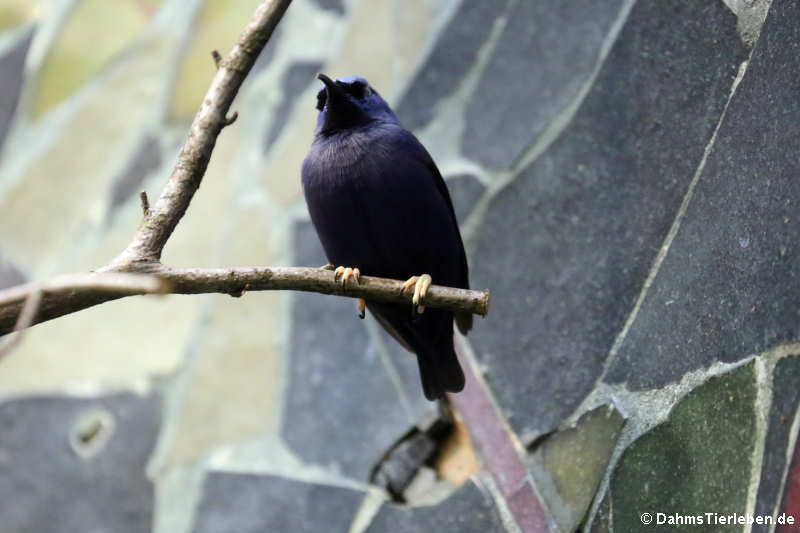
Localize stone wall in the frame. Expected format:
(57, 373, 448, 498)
(0, 0, 796, 532)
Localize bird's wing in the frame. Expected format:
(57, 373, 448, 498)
(401, 131, 473, 334)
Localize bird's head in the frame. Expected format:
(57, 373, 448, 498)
(313, 74, 398, 136)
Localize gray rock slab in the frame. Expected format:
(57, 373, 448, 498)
(374, 327, 439, 425)
(190, 471, 364, 533)
(365, 478, 506, 533)
(607, 362, 756, 531)
(264, 61, 323, 153)
(309, 0, 344, 15)
(0, 391, 160, 533)
(251, 25, 281, 75)
(0, 27, 33, 153)
(395, 0, 513, 131)
(282, 222, 414, 480)
(528, 404, 625, 532)
(462, 0, 624, 169)
(445, 173, 485, 226)
(108, 134, 161, 215)
(469, 0, 746, 440)
(606, 0, 800, 388)
(0, 247, 26, 289)
(753, 355, 800, 533)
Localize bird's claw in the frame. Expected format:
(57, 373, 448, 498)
(334, 266, 360, 286)
(332, 266, 364, 318)
(402, 274, 432, 314)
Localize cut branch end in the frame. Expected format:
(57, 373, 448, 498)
(139, 191, 150, 216)
(223, 111, 239, 127)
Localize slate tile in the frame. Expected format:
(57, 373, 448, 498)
(606, 0, 800, 389)
(462, 0, 624, 168)
(753, 355, 800, 533)
(395, 0, 513, 131)
(608, 362, 756, 531)
(377, 329, 439, 425)
(264, 61, 323, 153)
(445, 173, 485, 226)
(470, 0, 746, 439)
(365, 477, 507, 533)
(0, 392, 160, 533)
(34, 0, 156, 117)
(251, 25, 281, 75)
(282, 222, 412, 480)
(589, 492, 612, 533)
(309, 0, 344, 15)
(191, 472, 364, 533)
(0, 248, 26, 289)
(108, 134, 162, 215)
(528, 404, 625, 532)
(0, 27, 33, 153)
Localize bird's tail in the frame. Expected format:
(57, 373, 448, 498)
(416, 342, 465, 401)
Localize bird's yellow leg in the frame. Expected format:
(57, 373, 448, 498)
(402, 274, 432, 314)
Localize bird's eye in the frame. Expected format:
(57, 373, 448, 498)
(316, 89, 327, 110)
(349, 81, 371, 99)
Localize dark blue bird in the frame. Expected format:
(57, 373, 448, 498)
(301, 74, 472, 400)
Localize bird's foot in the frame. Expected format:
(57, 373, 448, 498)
(402, 274, 432, 314)
(334, 266, 360, 286)
(319, 263, 335, 271)
(333, 266, 364, 318)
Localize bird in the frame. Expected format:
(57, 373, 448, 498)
(301, 74, 472, 400)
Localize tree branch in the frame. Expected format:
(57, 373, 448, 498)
(0, 0, 491, 340)
(0, 267, 489, 335)
(0, 273, 170, 337)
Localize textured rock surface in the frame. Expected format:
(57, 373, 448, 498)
(470, 0, 747, 439)
(607, 0, 800, 389)
(462, 0, 624, 168)
(608, 362, 757, 531)
(190, 472, 364, 533)
(263, 61, 323, 152)
(396, 0, 513, 131)
(108, 134, 162, 215)
(366, 478, 507, 533)
(2, 1, 799, 531)
(529, 405, 625, 532)
(0, 27, 31, 151)
(0, 392, 160, 533)
(753, 354, 800, 532)
(445, 173, 485, 226)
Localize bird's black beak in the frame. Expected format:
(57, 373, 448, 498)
(318, 73, 347, 106)
(316, 73, 368, 134)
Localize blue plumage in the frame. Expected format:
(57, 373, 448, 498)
(301, 74, 471, 400)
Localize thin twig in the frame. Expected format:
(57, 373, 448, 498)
(211, 50, 223, 69)
(109, 0, 292, 265)
(0, 289, 42, 360)
(139, 191, 150, 216)
(222, 111, 238, 127)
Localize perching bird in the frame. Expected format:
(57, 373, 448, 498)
(301, 74, 472, 400)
